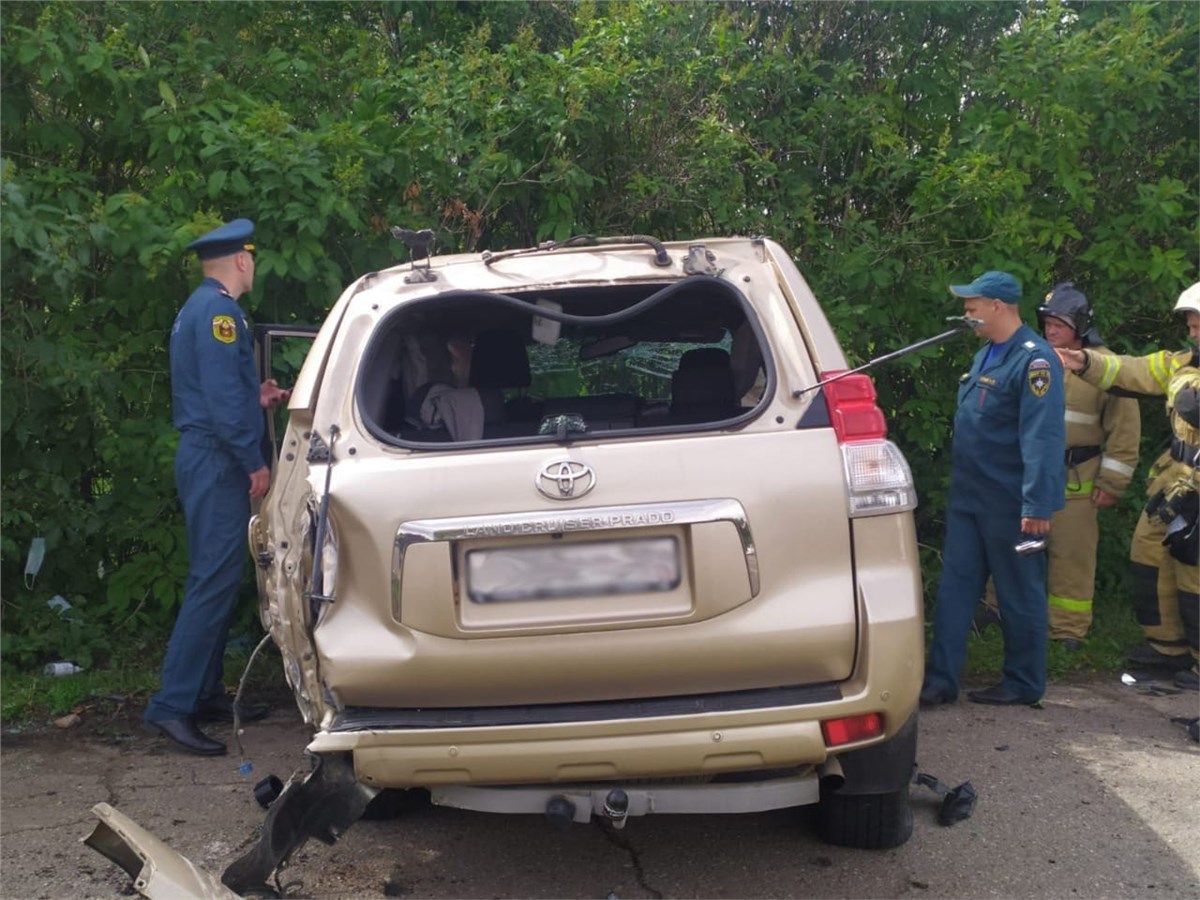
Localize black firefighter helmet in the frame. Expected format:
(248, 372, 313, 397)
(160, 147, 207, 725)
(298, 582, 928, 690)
(1037, 281, 1103, 346)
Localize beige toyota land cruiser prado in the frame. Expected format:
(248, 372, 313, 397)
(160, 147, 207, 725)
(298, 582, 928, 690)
(89, 235, 925, 896)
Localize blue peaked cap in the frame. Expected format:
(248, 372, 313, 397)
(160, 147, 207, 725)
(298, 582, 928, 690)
(948, 270, 1022, 304)
(187, 218, 255, 260)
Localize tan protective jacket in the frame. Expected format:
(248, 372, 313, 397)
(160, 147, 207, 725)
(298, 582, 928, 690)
(1078, 346, 1200, 496)
(1064, 346, 1140, 499)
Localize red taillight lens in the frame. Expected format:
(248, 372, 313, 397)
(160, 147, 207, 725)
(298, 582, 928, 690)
(820, 372, 888, 443)
(821, 712, 885, 747)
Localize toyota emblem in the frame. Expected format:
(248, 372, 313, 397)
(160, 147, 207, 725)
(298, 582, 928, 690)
(536, 460, 596, 500)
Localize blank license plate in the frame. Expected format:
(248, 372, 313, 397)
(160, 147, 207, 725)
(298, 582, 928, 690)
(466, 537, 681, 603)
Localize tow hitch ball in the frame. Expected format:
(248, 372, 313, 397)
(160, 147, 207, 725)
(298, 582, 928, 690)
(544, 788, 630, 830)
(603, 788, 629, 830)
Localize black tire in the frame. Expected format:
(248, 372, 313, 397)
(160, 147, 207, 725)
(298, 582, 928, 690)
(361, 788, 431, 821)
(817, 781, 913, 849)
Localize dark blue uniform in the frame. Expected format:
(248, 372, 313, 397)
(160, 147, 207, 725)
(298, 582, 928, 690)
(144, 275, 264, 724)
(925, 323, 1066, 702)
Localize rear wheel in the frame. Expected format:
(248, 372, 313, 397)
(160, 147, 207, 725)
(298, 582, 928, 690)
(817, 781, 913, 849)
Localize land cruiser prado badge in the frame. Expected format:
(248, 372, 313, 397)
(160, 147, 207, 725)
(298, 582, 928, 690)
(536, 460, 596, 499)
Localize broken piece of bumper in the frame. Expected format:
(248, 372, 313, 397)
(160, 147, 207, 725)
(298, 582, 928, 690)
(85, 753, 374, 899)
(85, 802, 238, 900)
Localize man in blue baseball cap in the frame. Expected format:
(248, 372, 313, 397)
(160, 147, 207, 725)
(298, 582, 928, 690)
(921, 270, 1066, 708)
(144, 218, 290, 755)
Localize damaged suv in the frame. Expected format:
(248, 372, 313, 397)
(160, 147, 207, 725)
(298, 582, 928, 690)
(91, 235, 924, 896)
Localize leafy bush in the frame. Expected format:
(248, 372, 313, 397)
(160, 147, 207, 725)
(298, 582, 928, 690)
(2, 0, 1196, 671)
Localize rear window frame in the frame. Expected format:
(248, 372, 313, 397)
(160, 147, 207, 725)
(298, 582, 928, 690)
(353, 275, 778, 450)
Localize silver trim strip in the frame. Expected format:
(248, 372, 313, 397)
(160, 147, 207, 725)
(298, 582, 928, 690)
(394, 498, 759, 605)
(1064, 410, 1100, 425)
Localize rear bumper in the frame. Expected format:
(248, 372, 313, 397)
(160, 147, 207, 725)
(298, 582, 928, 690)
(314, 705, 839, 787)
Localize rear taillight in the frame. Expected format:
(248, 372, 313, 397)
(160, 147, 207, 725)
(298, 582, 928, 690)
(818, 372, 916, 517)
(821, 372, 887, 443)
(821, 712, 884, 747)
(841, 440, 917, 517)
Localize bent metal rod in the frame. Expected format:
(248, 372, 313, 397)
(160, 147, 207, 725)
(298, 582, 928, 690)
(793, 317, 983, 396)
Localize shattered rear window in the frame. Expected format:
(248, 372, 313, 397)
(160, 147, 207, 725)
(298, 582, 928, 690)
(354, 277, 771, 446)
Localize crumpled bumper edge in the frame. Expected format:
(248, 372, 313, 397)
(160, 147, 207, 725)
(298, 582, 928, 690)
(84, 802, 240, 900)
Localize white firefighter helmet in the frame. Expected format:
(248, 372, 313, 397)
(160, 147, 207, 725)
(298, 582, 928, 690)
(1175, 282, 1200, 316)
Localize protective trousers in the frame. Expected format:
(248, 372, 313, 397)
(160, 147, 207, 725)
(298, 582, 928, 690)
(981, 493, 1099, 640)
(1129, 508, 1200, 666)
(1046, 496, 1099, 639)
(926, 504, 1048, 701)
(144, 434, 250, 723)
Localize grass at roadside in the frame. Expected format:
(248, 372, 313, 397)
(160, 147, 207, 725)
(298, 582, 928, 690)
(961, 612, 1142, 681)
(959, 587, 1144, 681)
(1, 634, 284, 725)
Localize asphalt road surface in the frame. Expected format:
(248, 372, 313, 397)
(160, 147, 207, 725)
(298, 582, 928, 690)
(1, 674, 1197, 899)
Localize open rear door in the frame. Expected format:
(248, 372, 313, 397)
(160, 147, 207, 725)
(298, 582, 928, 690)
(253, 324, 318, 470)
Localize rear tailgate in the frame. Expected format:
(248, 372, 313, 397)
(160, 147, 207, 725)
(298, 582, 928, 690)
(313, 425, 854, 708)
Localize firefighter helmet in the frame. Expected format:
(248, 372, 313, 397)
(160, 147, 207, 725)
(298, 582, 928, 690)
(1174, 282, 1200, 316)
(1037, 282, 1102, 346)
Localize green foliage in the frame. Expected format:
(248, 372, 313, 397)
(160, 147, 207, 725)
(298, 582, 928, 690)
(0, 636, 281, 722)
(2, 0, 1197, 673)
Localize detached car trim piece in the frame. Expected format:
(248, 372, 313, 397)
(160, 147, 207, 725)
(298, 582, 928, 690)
(85, 803, 237, 900)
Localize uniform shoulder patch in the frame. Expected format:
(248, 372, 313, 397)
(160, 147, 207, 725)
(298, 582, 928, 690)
(1028, 357, 1052, 398)
(211, 314, 237, 344)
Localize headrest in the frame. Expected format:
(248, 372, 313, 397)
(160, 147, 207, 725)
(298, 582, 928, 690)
(469, 329, 531, 389)
(672, 351, 736, 411)
(678, 347, 732, 371)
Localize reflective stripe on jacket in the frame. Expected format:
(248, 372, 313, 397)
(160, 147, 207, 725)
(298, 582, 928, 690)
(1078, 346, 1199, 496)
(1064, 346, 1140, 499)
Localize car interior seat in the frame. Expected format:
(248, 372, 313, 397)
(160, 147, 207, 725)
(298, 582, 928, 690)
(669, 347, 738, 422)
(468, 328, 539, 426)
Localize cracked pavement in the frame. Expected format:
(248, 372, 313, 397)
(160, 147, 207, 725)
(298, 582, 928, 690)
(1, 675, 1197, 899)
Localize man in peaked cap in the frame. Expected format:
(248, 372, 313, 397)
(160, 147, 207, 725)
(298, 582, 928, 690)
(144, 218, 289, 756)
(921, 270, 1066, 708)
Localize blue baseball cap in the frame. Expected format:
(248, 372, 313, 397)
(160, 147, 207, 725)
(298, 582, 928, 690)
(187, 218, 255, 260)
(948, 270, 1022, 304)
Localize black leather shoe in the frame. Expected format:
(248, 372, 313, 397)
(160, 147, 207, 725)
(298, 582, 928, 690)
(1173, 668, 1199, 690)
(967, 683, 1042, 707)
(195, 695, 271, 724)
(146, 717, 227, 756)
(1127, 643, 1193, 671)
(1056, 638, 1084, 652)
(919, 683, 956, 708)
